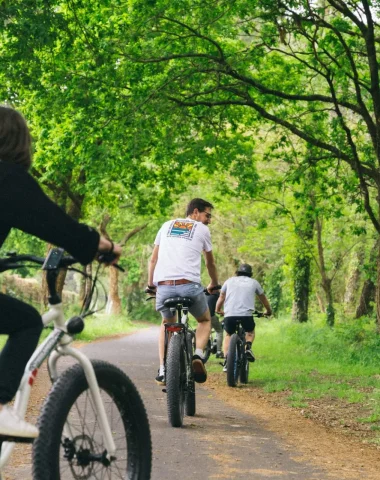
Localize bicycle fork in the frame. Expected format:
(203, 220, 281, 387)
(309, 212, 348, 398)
(49, 346, 117, 458)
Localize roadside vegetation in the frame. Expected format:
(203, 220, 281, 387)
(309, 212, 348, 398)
(1, 0, 380, 447)
(209, 314, 380, 445)
(0, 313, 152, 351)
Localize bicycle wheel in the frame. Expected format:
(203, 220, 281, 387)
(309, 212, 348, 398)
(226, 334, 241, 387)
(240, 351, 250, 384)
(166, 333, 186, 427)
(185, 332, 196, 417)
(32, 360, 151, 480)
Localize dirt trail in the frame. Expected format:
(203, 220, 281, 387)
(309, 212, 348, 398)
(3, 328, 380, 479)
(205, 374, 380, 479)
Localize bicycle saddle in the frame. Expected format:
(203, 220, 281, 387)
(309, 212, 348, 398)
(163, 296, 194, 308)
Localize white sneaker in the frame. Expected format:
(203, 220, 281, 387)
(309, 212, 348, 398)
(0, 406, 39, 438)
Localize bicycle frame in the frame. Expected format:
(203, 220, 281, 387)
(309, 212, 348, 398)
(0, 298, 116, 469)
(164, 303, 194, 381)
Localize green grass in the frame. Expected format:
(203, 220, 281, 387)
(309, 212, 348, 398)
(0, 313, 148, 349)
(250, 315, 380, 402)
(208, 314, 380, 440)
(75, 313, 144, 342)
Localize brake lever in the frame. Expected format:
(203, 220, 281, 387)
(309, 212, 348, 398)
(113, 263, 125, 272)
(98, 253, 125, 272)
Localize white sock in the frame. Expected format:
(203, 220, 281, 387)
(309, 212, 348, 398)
(194, 348, 204, 358)
(159, 365, 165, 376)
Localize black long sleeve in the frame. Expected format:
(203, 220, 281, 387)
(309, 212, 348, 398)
(0, 162, 99, 265)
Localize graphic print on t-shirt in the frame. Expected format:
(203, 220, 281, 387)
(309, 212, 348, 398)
(167, 220, 196, 239)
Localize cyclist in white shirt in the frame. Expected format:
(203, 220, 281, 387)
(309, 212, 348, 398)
(148, 198, 219, 385)
(216, 264, 272, 368)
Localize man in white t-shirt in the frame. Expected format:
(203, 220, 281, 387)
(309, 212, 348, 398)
(148, 198, 219, 385)
(216, 264, 272, 367)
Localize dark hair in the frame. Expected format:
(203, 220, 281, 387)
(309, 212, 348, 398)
(0, 106, 32, 170)
(236, 264, 253, 277)
(186, 198, 213, 216)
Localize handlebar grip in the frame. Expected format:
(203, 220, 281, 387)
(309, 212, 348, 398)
(204, 285, 222, 295)
(145, 286, 156, 295)
(98, 253, 125, 272)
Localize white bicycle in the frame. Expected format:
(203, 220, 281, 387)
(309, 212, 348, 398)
(0, 248, 152, 479)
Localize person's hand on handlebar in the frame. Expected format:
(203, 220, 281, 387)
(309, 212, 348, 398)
(97, 236, 122, 265)
(206, 283, 220, 295)
(145, 285, 156, 297)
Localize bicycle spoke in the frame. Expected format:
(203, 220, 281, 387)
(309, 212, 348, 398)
(59, 388, 127, 479)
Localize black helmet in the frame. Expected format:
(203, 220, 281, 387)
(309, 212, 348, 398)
(236, 264, 252, 276)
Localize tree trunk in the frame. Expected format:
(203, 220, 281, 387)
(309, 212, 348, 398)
(79, 264, 93, 308)
(322, 278, 334, 327)
(344, 250, 365, 308)
(292, 253, 311, 323)
(356, 279, 375, 318)
(316, 216, 335, 326)
(100, 219, 149, 316)
(292, 214, 314, 322)
(41, 173, 86, 306)
(78, 266, 86, 305)
(316, 291, 326, 313)
(376, 237, 380, 331)
(355, 238, 378, 319)
(106, 266, 122, 315)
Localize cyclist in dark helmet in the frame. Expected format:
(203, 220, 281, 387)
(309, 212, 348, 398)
(0, 105, 121, 439)
(216, 263, 272, 370)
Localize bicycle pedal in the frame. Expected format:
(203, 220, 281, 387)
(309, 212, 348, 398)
(0, 434, 35, 444)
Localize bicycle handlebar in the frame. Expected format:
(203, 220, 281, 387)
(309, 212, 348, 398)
(0, 252, 124, 273)
(203, 285, 222, 295)
(215, 310, 268, 317)
(0, 253, 47, 273)
(145, 283, 222, 302)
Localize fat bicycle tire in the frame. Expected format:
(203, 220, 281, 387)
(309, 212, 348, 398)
(240, 352, 250, 384)
(227, 334, 241, 387)
(32, 360, 152, 480)
(185, 333, 196, 416)
(166, 334, 186, 427)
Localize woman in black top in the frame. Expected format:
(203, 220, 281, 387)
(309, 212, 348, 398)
(0, 106, 121, 439)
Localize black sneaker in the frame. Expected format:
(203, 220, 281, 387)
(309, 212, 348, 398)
(216, 351, 224, 359)
(155, 371, 166, 386)
(192, 355, 207, 383)
(245, 348, 255, 363)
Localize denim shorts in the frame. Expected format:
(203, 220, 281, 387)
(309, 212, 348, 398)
(156, 283, 208, 320)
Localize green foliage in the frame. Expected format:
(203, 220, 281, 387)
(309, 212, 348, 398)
(0, 0, 379, 336)
(264, 267, 285, 316)
(208, 314, 380, 443)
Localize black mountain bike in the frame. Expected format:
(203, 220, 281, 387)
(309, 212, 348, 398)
(146, 285, 220, 428)
(163, 296, 196, 427)
(226, 311, 264, 388)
